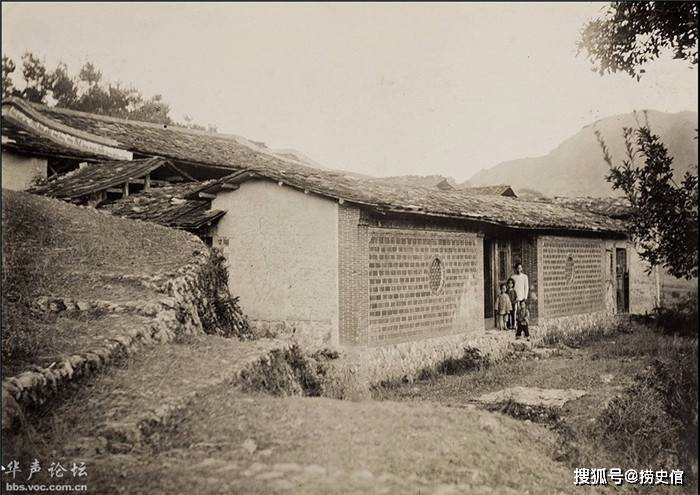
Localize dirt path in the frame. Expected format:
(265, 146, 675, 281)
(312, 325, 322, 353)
(55, 391, 577, 495)
(13, 336, 589, 495)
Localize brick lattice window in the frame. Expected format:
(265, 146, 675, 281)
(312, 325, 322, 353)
(565, 254, 575, 284)
(541, 237, 605, 317)
(429, 256, 445, 294)
(367, 229, 481, 344)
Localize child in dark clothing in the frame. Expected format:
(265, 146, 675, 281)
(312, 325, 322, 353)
(506, 278, 517, 329)
(516, 300, 530, 341)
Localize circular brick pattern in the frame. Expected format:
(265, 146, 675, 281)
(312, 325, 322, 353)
(565, 254, 575, 284)
(428, 256, 445, 294)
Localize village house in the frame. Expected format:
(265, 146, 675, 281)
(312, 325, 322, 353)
(2, 96, 660, 352)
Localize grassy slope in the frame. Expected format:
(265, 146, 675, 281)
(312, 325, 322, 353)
(1, 189, 203, 375)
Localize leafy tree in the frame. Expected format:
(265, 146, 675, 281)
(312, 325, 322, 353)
(129, 94, 171, 125)
(17, 53, 54, 103)
(182, 114, 206, 131)
(578, 2, 698, 80)
(51, 62, 78, 108)
(581, 2, 698, 279)
(596, 118, 698, 279)
(2, 55, 16, 98)
(1, 51, 212, 130)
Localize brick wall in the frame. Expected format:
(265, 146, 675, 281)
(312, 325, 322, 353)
(338, 205, 369, 345)
(539, 236, 606, 318)
(366, 228, 482, 345)
(338, 207, 484, 346)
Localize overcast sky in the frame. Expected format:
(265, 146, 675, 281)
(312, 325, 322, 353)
(2, 2, 697, 180)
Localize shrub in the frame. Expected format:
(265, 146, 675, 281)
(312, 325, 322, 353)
(237, 345, 329, 397)
(196, 249, 252, 339)
(437, 346, 491, 374)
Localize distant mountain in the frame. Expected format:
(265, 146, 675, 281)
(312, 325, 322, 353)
(470, 110, 698, 197)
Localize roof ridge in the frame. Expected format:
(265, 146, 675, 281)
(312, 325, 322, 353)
(9, 97, 286, 149)
(2, 97, 124, 148)
(3, 97, 329, 170)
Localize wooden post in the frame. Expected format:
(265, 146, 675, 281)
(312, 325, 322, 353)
(144, 174, 151, 192)
(123, 182, 129, 198)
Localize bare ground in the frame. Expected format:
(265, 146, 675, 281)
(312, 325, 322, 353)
(7, 325, 696, 494)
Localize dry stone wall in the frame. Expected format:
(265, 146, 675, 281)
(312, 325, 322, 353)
(1, 249, 250, 436)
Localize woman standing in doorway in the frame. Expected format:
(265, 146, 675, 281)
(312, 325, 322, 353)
(510, 263, 529, 310)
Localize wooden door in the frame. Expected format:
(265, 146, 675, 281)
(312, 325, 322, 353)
(483, 239, 494, 319)
(496, 241, 511, 295)
(616, 248, 629, 313)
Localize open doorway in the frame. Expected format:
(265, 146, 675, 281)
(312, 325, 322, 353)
(484, 238, 513, 329)
(616, 248, 630, 313)
(483, 239, 494, 326)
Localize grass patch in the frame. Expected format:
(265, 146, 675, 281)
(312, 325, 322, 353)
(484, 398, 562, 425)
(414, 347, 492, 381)
(372, 347, 499, 400)
(539, 320, 623, 348)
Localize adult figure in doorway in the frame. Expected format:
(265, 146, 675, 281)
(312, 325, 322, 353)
(510, 263, 529, 312)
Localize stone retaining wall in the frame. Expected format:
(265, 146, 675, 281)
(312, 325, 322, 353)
(1, 250, 248, 435)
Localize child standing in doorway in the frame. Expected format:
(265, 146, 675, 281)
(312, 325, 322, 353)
(506, 278, 517, 330)
(516, 300, 530, 341)
(496, 284, 512, 331)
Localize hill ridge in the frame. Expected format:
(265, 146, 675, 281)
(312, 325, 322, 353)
(470, 110, 698, 197)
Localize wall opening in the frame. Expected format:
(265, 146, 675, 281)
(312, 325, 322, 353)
(616, 248, 630, 313)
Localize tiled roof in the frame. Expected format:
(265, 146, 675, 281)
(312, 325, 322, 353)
(2, 115, 104, 161)
(462, 185, 517, 197)
(101, 182, 226, 231)
(547, 197, 635, 220)
(199, 168, 627, 234)
(32, 157, 182, 200)
(12, 98, 317, 172)
(7, 98, 626, 234)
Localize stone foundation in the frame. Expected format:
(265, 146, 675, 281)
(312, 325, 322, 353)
(534, 311, 617, 342)
(323, 312, 622, 399)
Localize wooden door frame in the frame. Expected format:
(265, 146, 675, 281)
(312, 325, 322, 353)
(616, 247, 630, 313)
(484, 238, 512, 329)
(483, 238, 495, 327)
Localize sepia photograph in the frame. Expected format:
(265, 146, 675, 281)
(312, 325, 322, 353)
(1, 2, 698, 494)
